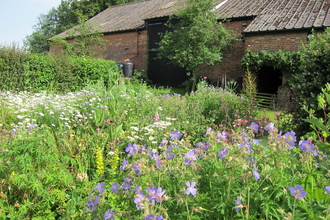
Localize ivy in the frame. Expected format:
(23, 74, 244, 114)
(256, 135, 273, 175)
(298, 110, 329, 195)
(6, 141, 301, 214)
(241, 50, 300, 74)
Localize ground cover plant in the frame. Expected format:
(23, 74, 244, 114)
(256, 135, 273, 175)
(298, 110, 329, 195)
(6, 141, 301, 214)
(0, 79, 329, 219)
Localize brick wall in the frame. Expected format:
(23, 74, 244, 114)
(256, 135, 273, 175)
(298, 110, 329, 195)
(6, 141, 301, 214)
(100, 30, 148, 72)
(196, 20, 252, 84)
(245, 31, 308, 52)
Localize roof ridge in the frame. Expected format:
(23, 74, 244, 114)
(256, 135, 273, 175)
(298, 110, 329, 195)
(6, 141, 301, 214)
(112, 0, 154, 8)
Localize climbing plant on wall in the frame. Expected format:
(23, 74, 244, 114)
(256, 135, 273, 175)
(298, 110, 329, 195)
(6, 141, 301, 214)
(240, 49, 300, 73)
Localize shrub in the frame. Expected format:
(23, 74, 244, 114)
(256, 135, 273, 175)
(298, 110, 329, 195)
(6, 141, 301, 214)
(23, 54, 57, 92)
(0, 43, 29, 90)
(0, 46, 119, 92)
(70, 56, 118, 88)
(289, 28, 330, 136)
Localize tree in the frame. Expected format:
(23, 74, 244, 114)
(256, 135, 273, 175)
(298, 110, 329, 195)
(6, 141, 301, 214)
(157, 0, 236, 90)
(25, 0, 140, 53)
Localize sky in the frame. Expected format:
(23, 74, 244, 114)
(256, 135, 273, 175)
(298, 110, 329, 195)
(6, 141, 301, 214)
(0, 0, 62, 47)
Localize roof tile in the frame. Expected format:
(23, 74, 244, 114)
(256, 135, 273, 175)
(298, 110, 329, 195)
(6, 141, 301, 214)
(56, 0, 330, 37)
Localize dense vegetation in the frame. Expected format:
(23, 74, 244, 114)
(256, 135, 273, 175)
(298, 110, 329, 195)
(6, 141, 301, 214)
(25, 0, 140, 53)
(0, 74, 329, 219)
(242, 28, 330, 139)
(0, 44, 117, 92)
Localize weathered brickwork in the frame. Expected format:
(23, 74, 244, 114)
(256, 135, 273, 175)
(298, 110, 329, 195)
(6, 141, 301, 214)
(100, 30, 148, 72)
(245, 31, 308, 52)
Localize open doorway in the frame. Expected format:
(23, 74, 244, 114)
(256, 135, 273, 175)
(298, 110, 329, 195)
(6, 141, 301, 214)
(257, 66, 282, 94)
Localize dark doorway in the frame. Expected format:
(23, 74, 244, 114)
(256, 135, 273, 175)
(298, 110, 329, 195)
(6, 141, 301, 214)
(146, 18, 188, 87)
(257, 66, 282, 94)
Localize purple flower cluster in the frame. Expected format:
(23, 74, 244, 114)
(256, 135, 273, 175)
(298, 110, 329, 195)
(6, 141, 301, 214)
(87, 194, 101, 212)
(264, 122, 275, 133)
(144, 214, 163, 220)
(249, 122, 259, 133)
(134, 186, 167, 210)
(184, 150, 198, 165)
(120, 159, 129, 170)
(218, 147, 227, 159)
(125, 143, 138, 155)
(284, 131, 297, 149)
(217, 131, 227, 142)
(298, 138, 318, 156)
(87, 182, 107, 213)
(104, 209, 115, 220)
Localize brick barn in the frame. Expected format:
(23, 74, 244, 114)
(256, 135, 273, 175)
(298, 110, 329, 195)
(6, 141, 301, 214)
(54, 0, 330, 93)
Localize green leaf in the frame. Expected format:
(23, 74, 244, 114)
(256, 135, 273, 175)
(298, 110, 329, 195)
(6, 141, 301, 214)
(303, 118, 330, 135)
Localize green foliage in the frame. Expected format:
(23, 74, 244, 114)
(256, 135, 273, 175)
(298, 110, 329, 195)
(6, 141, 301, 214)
(303, 83, 330, 153)
(0, 43, 29, 90)
(0, 45, 119, 92)
(241, 49, 300, 73)
(50, 15, 107, 58)
(289, 28, 330, 136)
(25, 0, 140, 53)
(23, 54, 57, 91)
(71, 56, 118, 88)
(158, 0, 236, 90)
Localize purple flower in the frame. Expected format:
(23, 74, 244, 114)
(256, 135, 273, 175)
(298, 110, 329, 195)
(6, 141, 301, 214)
(94, 182, 106, 193)
(235, 197, 243, 211)
(120, 159, 128, 170)
(249, 122, 259, 133)
(146, 186, 157, 201)
(155, 187, 166, 203)
(87, 200, 95, 212)
(87, 194, 101, 213)
(144, 214, 163, 220)
(165, 149, 174, 160)
(134, 185, 142, 193)
(159, 139, 168, 147)
(205, 127, 212, 136)
(264, 123, 275, 133)
(156, 158, 162, 170)
(217, 131, 227, 142)
(169, 130, 183, 141)
(284, 131, 297, 149)
(289, 185, 307, 199)
(185, 181, 197, 197)
(122, 178, 131, 190)
(253, 164, 260, 181)
(196, 142, 211, 151)
(238, 141, 252, 153)
(132, 162, 141, 175)
(184, 150, 198, 165)
(110, 182, 120, 193)
(125, 143, 138, 155)
(104, 209, 114, 220)
(325, 186, 330, 194)
(299, 138, 317, 156)
(218, 147, 227, 159)
(149, 151, 159, 161)
(134, 192, 146, 210)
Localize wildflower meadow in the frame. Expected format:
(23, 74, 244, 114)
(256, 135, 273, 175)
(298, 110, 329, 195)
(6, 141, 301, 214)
(0, 79, 329, 220)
